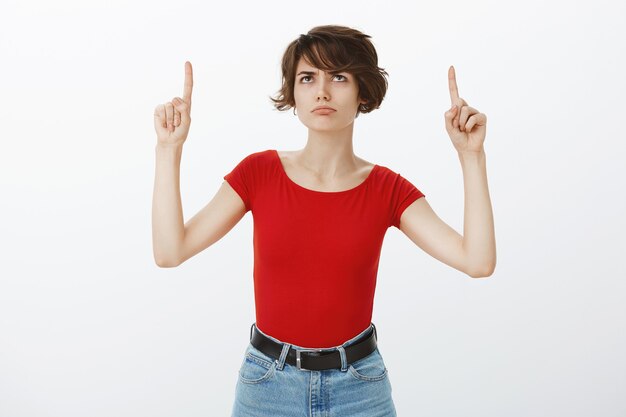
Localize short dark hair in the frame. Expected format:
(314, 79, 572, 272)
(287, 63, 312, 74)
(269, 25, 389, 117)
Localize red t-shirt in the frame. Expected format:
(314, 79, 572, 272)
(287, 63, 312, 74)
(224, 149, 425, 348)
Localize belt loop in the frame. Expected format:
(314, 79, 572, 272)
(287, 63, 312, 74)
(337, 346, 348, 372)
(276, 343, 291, 371)
(372, 322, 377, 341)
(250, 323, 255, 341)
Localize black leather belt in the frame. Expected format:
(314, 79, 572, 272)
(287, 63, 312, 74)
(249, 323, 378, 371)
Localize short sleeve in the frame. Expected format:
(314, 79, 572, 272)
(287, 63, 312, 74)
(390, 174, 425, 228)
(223, 154, 255, 212)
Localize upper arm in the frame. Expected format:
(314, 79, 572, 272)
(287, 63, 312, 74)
(175, 180, 247, 266)
(398, 197, 473, 277)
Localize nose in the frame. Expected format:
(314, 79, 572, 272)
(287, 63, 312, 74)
(316, 91, 329, 101)
(316, 77, 330, 101)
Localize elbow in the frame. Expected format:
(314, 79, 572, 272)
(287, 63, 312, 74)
(153, 244, 183, 268)
(156, 260, 179, 268)
(154, 255, 181, 268)
(468, 261, 496, 278)
(156, 260, 180, 268)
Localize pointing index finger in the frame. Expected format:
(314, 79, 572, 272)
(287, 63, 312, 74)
(448, 65, 459, 105)
(183, 61, 193, 105)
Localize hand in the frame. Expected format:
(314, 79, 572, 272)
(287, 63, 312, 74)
(154, 61, 193, 146)
(444, 66, 487, 154)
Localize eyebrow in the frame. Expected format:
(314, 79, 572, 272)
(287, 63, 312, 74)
(296, 70, 344, 76)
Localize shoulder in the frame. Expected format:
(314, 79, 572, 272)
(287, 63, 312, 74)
(355, 156, 376, 176)
(371, 162, 401, 182)
(230, 149, 276, 168)
(370, 163, 423, 197)
(275, 149, 292, 168)
(242, 149, 276, 161)
(371, 161, 416, 183)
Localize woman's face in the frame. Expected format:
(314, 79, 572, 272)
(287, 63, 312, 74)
(293, 57, 367, 131)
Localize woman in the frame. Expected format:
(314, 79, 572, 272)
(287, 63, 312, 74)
(152, 25, 495, 417)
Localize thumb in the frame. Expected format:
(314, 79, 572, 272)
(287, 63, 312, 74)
(444, 104, 457, 133)
(173, 97, 191, 124)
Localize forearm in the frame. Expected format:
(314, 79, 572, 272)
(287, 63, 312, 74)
(152, 143, 185, 267)
(458, 149, 496, 276)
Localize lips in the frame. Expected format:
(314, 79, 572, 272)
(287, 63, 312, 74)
(313, 109, 335, 115)
(312, 106, 336, 112)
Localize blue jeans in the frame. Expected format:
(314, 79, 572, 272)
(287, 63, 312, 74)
(231, 322, 397, 417)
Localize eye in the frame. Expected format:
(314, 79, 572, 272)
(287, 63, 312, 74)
(299, 74, 348, 83)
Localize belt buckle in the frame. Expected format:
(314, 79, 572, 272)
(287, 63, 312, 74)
(295, 348, 323, 371)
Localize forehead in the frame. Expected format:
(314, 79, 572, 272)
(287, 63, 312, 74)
(296, 57, 320, 71)
(295, 57, 346, 74)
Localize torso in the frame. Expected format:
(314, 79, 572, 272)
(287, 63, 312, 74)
(276, 150, 376, 193)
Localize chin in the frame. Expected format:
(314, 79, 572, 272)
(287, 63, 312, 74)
(300, 117, 354, 131)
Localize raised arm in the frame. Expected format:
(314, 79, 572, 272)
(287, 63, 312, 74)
(398, 66, 495, 278)
(151, 61, 247, 267)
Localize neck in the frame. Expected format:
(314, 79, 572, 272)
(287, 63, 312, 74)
(298, 122, 359, 177)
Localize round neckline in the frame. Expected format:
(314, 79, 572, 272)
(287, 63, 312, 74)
(272, 149, 378, 194)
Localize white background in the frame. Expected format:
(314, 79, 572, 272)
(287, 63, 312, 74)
(1, 0, 625, 416)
